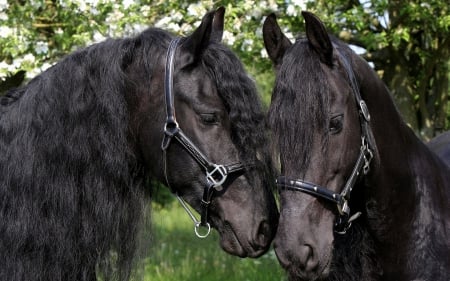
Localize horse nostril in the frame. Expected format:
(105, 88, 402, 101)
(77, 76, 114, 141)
(298, 244, 318, 272)
(254, 220, 273, 249)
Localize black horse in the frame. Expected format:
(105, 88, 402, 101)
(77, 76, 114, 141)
(0, 7, 278, 281)
(263, 12, 450, 281)
(428, 131, 450, 167)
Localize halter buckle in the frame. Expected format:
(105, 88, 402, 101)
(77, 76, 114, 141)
(334, 211, 362, 235)
(206, 164, 228, 189)
(337, 199, 350, 216)
(161, 121, 180, 150)
(361, 137, 373, 175)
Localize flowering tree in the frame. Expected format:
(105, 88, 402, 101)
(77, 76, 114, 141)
(1, 0, 449, 137)
(0, 0, 284, 104)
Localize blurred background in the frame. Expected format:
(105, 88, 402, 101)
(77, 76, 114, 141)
(1, 1, 449, 280)
(1, 0, 449, 139)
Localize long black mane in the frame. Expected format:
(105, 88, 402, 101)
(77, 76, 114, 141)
(1, 34, 147, 280)
(0, 25, 270, 280)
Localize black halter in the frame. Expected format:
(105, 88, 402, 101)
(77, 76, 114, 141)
(161, 38, 245, 238)
(276, 48, 374, 234)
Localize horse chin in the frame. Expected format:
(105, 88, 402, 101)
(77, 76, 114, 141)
(279, 245, 333, 281)
(286, 261, 331, 281)
(212, 219, 268, 258)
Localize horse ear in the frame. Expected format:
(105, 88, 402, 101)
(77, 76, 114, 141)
(180, 9, 215, 64)
(263, 13, 292, 68)
(302, 11, 333, 66)
(211, 6, 225, 43)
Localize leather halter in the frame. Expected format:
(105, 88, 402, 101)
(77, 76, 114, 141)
(276, 48, 374, 234)
(161, 38, 245, 238)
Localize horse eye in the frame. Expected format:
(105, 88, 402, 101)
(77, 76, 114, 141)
(200, 113, 219, 125)
(329, 115, 343, 134)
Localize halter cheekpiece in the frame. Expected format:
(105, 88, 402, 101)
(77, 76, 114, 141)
(161, 38, 245, 238)
(276, 48, 374, 234)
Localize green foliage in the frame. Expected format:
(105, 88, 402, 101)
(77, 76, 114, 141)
(295, 0, 450, 137)
(150, 180, 175, 210)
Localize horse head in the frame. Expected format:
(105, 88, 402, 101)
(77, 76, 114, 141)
(264, 12, 376, 279)
(128, 7, 278, 258)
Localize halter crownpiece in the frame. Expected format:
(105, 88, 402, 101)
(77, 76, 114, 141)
(161, 38, 245, 238)
(276, 48, 374, 235)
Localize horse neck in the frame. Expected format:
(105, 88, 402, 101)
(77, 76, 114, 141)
(360, 64, 450, 278)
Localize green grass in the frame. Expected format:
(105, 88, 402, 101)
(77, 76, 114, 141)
(143, 202, 285, 281)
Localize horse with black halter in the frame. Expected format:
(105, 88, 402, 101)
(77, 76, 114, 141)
(0, 7, 278, 281)
(264, 11, 450, 281)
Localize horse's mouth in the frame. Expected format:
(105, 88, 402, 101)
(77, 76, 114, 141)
(211, 218, 268, 258)
(215, 220, 248, 257)
(285, 247, 333, 281)
(286, 265, 330, 281)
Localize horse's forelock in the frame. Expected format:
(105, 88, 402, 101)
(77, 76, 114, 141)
(201, 43, 274, 185)
(268, 39, 329, 178)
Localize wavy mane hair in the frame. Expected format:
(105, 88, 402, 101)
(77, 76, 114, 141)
(0, 25, 270, 280)
(268, 38, 330, 178)
(202, 42, 273, 183)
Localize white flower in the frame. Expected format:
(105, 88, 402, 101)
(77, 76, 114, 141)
(284, 31, 295, 42)
(35, 41, 49, 55)
(187, 3, 206, 17)
(140, 6, 151, 17)
(287, 0, 306, 16)
(286, 4, 298, 17)
(0, 0, 8, 10)
(171, 11, 183, 22)
(167, 22, 180, 33)
(13, 58, 23, 69)
(267, 0, 278, 11)
(131, 23, 147, 34)
(93, 31, 106, 43)
(40, 62, 53, 72)
(0, 11, 7, 20)
(241, 38, 254, 52)
(0, 61, 13, 74)
(291, 0, 307, 8)
(260, 48, 268, 58)
(222, 30, 236, 46)
(155, 17, 171, 29)
(0, 26, 13, 38)
(122, 0, 135, 10)
(73, 0, 87, 12)
(23, 53, 36, 63)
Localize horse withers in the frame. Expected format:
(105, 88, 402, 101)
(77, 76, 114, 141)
(428, 131, 450, 167)
(0, 7, 278, 281)
(264, 11, 450, 281)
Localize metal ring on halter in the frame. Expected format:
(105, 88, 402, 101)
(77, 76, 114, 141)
(176, 195, 212, 238)
(194, 221, 211, 238)
(206, 164, 228, 188)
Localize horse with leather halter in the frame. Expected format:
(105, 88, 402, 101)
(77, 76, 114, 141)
(0, 7, 278, 281)
(264, 11, 450, 281)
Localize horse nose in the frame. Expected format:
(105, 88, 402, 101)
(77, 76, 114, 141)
(274, 237, 318, 273)
(255, 220, 273, 247)
(248, 220, 275, 257)
(297, 244, 318, 271)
